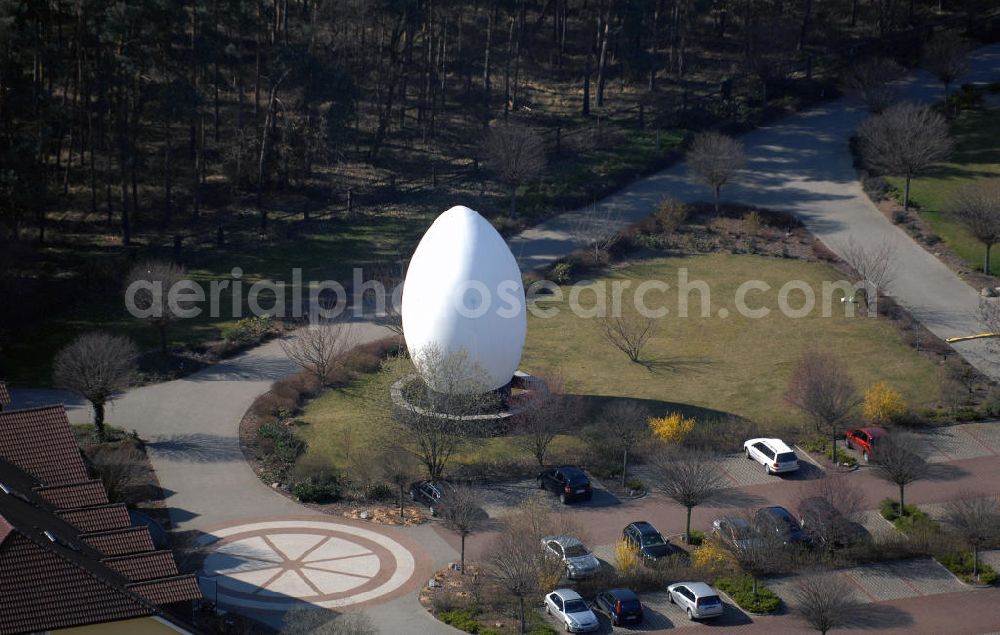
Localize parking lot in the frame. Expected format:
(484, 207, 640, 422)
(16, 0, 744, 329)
(839, 422, 1000, 465)
(538, 590, 750, 633)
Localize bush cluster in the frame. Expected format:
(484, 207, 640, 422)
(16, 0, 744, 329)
(256, 421, 305, 464)
(937, 552, 999, 585)
(291, 478, 341, 503)
(714, 574, 781, 614)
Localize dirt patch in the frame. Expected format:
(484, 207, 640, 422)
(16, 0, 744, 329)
(342, 505, 428, 526)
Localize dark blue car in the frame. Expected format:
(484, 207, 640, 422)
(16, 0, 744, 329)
(594, 588, 643, 626)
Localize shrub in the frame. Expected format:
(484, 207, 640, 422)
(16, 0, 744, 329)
(863, 382, 907, 425)
(648, 412, 695, 445)
(438, 609, 480, 633)
(549, 262, 573, 284)
(937, 552, 999, 585)
(743, 210, 762, 236)
(692, 539, 733, 571)
(686, 529, 705, 546)
(291, 478, 341, 503)
(803, 437, 858, 467)
(257, 421, 305, 463)
(624, 478, 644, 491)
(615, 538, 640, 575)
(364, 481, 395, 501)
(861, 175, 894, 202)
(655, 197, 689, 231)
(221, 316, 274, 345)
(983, 387, 1000, 417)
(714, 574, 781, 614)
(289, 454, 340, 485)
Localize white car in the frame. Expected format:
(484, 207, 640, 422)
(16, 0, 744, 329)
(544, 588, 599, 633)
(667, 581, 725, 620)
(743, 438, 799, 474)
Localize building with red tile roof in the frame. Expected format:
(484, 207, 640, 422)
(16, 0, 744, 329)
(0, 404, 201, 634)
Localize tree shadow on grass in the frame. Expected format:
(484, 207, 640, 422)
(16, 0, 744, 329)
(638, 356, 716, 376)
(578, 395, 737, 422)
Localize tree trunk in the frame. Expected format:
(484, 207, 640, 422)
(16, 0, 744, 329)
(903, 173, 912, 211)
(399, 485, 405, 520)
(596, 13, 609, 107)
(519, 596, 526, 634)
(985, 243, 992, 274)
(621, 447, 628, 488)
(509, 184, 517, 218)
(582, 50, 592, 116)
(93, 401, 106, 439)
(460, 534, 466, 574)
(831, 432, 838, 464)
(714, 185, 720, 213)
(899, 484, 906, 512)
(685, 506, 693, 543)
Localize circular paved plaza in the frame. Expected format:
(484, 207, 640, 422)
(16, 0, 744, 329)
(199, 519, 420, 611)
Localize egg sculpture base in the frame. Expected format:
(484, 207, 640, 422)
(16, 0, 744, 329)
(390, 370, 547, 425)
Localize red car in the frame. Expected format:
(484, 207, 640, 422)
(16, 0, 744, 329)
(845, 427, 887, 462)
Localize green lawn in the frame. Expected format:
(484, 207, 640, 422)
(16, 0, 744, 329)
(297, 254, 941, 475)
(887, 106, 1000, 275)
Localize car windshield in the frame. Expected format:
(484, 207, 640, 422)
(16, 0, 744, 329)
(776, 452, 797, 463)
(564, 599, 588, 613)
(641, 532, 666, 546)
(563, 544, 588, 557)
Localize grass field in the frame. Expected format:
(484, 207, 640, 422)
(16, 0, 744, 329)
(297, 254, 942, 475)
(887, 106, 1000, 275)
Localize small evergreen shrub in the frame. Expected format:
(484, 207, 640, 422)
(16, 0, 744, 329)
(714, 574, 781, 614)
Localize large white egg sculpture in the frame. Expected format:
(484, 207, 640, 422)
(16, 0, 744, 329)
(402, 205, 527, 393)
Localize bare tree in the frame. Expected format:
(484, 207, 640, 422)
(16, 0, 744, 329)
(125, 260, 187, 355)
(86, 445, 145, 503)
(839, 237, 897, 309)
(942, 494, 1000, 581)
(367, 258, 407, 338)
(687, 131, 746, 213)
(438, 485, 485, 575)
(379, 446, 419, 521)
(785, 347, 860, 461)
(281, 604, 376, 635)
(482, 122, 546, 218)
(923, 32, 971, 98)
(791, 573, 863, 634)
(280, 320, 356, 385)
(392, 347, 499, 480)
(53, 332, 138, 439)
(511, 370, 580, 466)
(602, 401, 651, 488)
(569, 205, 622, 265)
(795, 476, 866, 550)
(488, 503, 564, 634)
(952, 179, 1000, 274)
(844, 57, 903, 113)
(978, 299, 1000, 355)
(870, 435, 926, 512)
(857, 102, 953, 210)
(598, 313, 657, 364)
(714, 511, 787, 596)
(653, 448, 728, 543)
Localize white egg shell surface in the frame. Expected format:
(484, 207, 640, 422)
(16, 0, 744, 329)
(402, 205, 527, 393)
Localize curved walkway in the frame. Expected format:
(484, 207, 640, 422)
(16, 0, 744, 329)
(511, 43, 1000, 380)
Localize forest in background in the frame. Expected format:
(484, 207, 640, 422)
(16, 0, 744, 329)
(1, 0, 998, 378)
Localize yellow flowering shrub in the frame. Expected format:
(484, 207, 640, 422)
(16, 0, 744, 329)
(649, 412, 696, 445)
(615, 538, 640, 575)
(863, 382, 906, 425)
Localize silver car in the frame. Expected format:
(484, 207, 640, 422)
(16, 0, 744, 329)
(544, 588, 599, 633)
(542, 535, 601, 579)
(667, 581, 725, 620)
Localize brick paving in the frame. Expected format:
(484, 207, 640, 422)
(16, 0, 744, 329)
(917, 426, 995, 463)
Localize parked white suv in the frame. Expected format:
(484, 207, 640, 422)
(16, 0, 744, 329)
(666, 581, 725, 620)
(743, 438, 799, 474)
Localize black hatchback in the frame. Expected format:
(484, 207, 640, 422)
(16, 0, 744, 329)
(594, 588, 643, 626)
(537, 466, 592, 504)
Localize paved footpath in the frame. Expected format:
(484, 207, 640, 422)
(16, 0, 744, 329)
(511, 43, 1000, 381)
(11, 44, 1000, 633)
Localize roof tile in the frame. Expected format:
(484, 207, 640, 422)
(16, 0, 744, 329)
(0, 533, 150, 634)
(128, 575, 203, 605)
(104, 551, 180, 582)
(35, 480, 110, 509)
(0, 382, 10, 407)
(81, 527, 155, 557)
(0, 406, 88, 485)
(57, 504, 131, 533)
